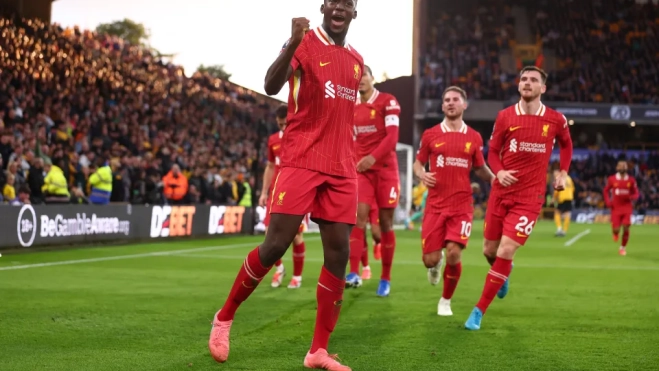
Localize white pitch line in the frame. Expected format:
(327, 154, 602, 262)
(176, 253, 659, 271)
(564, 229, 591, 247)
(0, 237, 321, 272)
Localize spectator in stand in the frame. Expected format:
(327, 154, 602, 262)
(88, 157, 113, 204)
(162, 164, 188, 205)
(42, 158, 70, 203)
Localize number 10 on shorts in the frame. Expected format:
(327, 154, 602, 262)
(514, 216, 536, 236)
(460, 221, 472, 237)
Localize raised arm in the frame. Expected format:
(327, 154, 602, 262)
(264, 18, 310, 96)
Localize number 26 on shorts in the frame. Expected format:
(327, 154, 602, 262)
(514, 216, 535, 236)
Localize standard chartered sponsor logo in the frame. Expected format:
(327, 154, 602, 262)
(324, 81, 335, 98)
(436, 154, 444, 167)
(356, 125, 377, 134)
(324, 81, 356, 102)
(336, 84, 356, 101)
(445, 157, 469, 168)
(40, 213, 130, 237)
(519, 142, 547, 153)
(509, 138, 518, 152)
(510, 138, 546, 153)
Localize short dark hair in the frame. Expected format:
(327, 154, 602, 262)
(519, 66, 548, 84)
(364, 65, 373, 76)
(275, 104, 288, 119)
(442, 86, 467, 101)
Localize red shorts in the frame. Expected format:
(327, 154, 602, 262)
(484, 195, 541, 246)
(421, 211, 473, 254)
(358, 169, 400, 209)
(611, 212, 632, 229)
(270, 167, 357, 225)
(369, 201, 379, 225)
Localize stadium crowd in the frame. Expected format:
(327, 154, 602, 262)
(419, 0, 518, 100)
(0, 18, 277, 207)
(420, 0, 659, 104)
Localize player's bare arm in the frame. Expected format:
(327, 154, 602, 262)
(259, 161, 275, 206)
(474, 165, 495, 185)
(356, 155, 376, 172)
(264, 17, 310, 95)
(553, 170, 569, 191)
(413, 159, 435, 188)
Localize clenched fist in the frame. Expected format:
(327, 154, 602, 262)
(291, 18, 311, 44)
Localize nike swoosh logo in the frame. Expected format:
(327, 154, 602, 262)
(460, 235, 469, 240)
(489, 279, 503, 284)
(435, 143, 445, 147)
(320, 61, 331, 66)
(509, 126, 521, 131)
(516, 232, 527, 238)
(389, 199, 397, 204)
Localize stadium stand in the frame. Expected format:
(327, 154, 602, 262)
(0, 18, 280, 206)
(530, 0, 659, 104)
(419, 0, 519, 100)
(420, 0, 659, 104)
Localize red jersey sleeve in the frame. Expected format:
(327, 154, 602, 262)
(630, 178, 639, 201)
(267, 137, 275, 164)
(555, 114, 573, 172)
(280, 38, 307, 71)
(416, 131, 430, 164)
(487, 111, 507, 174)
(472, 132, 486, 168)
(603, 176, 613, 206)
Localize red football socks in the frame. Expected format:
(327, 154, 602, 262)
(292, 242, 306, 276)
(361, 235, 369, 267)
(310, 267, 345, 353)
(442, 262, 462, 300)
(475, 257, 512, 314)
(217, 247, 272, 322)
(622, 230, 630, 247)
(349, 227, 364, 274)
(380, 230, 396, 281)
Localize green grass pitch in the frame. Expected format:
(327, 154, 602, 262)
(1, 221, 658, 370)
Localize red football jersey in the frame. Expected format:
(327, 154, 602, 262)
(416, 121, 486, 213)
(354, 89, 401, 171)
(266, 131, 283, 188)
(488, 102, 572, 204)
(280, 26, 364, 178)
(603, 173, 638, 213)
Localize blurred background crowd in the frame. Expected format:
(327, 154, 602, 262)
(419, 0, 659, 103)
(0, 18, 281, 207)
(1, 0, 658, 214)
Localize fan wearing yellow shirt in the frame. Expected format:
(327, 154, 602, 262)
(552, 169, 575, 237)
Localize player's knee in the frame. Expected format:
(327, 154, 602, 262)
(422, 252, 441, 268)
(445, 243, 463, 265)
(482, 240, 498, 258)
(496, 239, 519, 260)
(293, 233, 304, 245)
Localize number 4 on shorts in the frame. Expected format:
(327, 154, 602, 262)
(389, 187, 397, 204)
